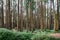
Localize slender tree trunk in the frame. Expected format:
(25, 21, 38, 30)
(1, 0, 4, 27)
(20, 0, 23, 31)
(26, 1, 29, 31)
(37, 1, 41, 29)
(43, 1, 46, 30)
(57, 0, 59, 30)
(40, 1, 44, 31)
(54, 0, 59, 31)
(46, 0, 48, 29)
(39, 2, 41, 29)
(34, 2, 37, 30)
(16, 0, 19, 30)
(6, 0, 11, 29)
(48, 0, 52, 29)
(30, 1, 34, 31)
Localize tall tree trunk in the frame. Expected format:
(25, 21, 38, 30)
(26, 1, 29, 31)
(43, 1, 46, 30)
(37, 1, 41, 29)
(40, 1, 44, 31)
(1, 0, 4, 27)
(30, 1, 34, 31)
(20, 0, 23, 31)
(57, 0, 59, 30)
(54, 0, 59, 31)
(48, 0, 52, 29)
(34, 2, 37, 30)
(16, 0, 19, 30)
(6, 0, 11, 29)
(38, 1, 41, 29)
(46, 0, 48, 29)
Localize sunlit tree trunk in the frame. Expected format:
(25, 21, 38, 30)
(54, 0, 59, 31)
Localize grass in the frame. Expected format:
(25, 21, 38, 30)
(0, 28, 60, 40)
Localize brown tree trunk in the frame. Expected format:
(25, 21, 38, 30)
(26, 1, 29, 31)
(40, 1, 44, 31)
(6, 0, 11, 29)
(20, 0, 23, 31)
(48, 0, 52, 29)
(43, 1, 46, 30)
(30, 1, 34, 31)
(37, 1, 41, 29)
(54, 0, 59, 31)
(16, 0, 19, 30)
(1, 0, 4, 27)
(46, 0, 48, 29)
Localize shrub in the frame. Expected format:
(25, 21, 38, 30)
(0, 28, 60, 40)
(0, 28, 32, 40)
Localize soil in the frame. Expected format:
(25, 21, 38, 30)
(49, 33, 60, 38)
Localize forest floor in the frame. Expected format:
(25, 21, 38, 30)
(49, 33, 60, 38)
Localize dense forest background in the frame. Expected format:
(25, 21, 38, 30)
(0, 0, 60, 31)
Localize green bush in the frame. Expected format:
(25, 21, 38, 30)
(0, 28, 60, 40)
(0, 28, 15, 40)
(0, 28, 32, 40)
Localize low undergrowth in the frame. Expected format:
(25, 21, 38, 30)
(0, 28, 60, 40)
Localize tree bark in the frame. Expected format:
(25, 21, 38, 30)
(48, 0, 52, 29)
(20, 0, 23, 31)
(26, 0, 29, 31)
(6, 0, 11, 29)
(54, 0, 59, 31)
(40, 1, 44, 31)
(1, 0, 4, 27)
